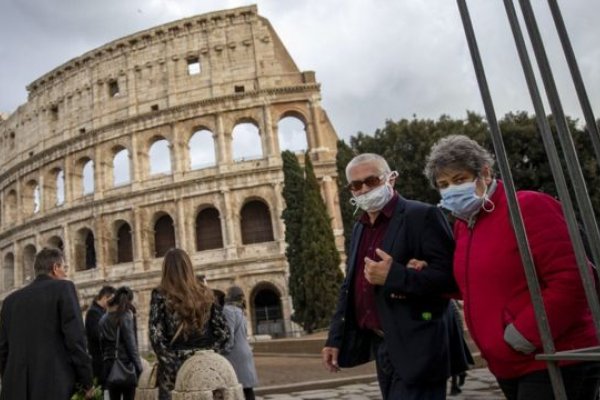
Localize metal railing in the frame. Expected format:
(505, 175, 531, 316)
(457, 1, 600, 398)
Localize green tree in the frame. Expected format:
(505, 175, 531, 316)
(335, 140, 356, 253)
(297, 154, 344, 333)
(280, 151, 306, 326)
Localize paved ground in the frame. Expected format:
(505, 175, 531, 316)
(256, 367, 505, 399)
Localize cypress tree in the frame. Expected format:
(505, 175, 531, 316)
(298, 153, 343, 333)
(280, 151, 306, 325)
(336, 140, 356, 254)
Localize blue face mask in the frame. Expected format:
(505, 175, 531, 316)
(438, 181, 484, 221)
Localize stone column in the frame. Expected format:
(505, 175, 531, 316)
(94, 216, 107, 277)
(271, 182, 285, 250)
(172, 123, 186, 180)
(321, 176, 341, 230)
(221, 189, 238, 258)
(263, 105, 277, 160)
(309, 99, 322, 150)
(13, 245, 22, 287)
(216, 114, 232, 172)
(64, 156, 73, 206)
(176, 198, 191, 253)
(130, 133, 143, 188)
(63, 223, 72, 267)
(133, 207, 146, 271)
(93, 146, 104, 200)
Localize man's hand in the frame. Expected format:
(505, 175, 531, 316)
(321, 346, 340, 373)
(364, 248, 393, 285)
(407, 258, 428, 271)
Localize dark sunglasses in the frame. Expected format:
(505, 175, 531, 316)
(346, 174, 385, 191)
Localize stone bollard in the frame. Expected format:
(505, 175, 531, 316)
(135, 359, 159, 400)
(171, 350, 244, 400)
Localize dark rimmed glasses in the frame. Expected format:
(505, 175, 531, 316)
(346, 174, 385, 191)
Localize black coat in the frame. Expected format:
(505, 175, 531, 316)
(326, 196, 458, 385)
(0, 275, 93, 399)
(99, 310, 143, 380)
(85, 301, 105, 382)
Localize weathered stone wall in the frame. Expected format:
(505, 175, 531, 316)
(0, 5, 342, 351)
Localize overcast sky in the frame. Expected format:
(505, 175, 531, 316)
(1, 0, 598, 141)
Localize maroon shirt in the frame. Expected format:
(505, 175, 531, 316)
(353, 193, 399, 331)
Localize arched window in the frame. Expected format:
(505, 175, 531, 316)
(47, 236, 64, 252)
(3, 253, 14, 290)
(33, 185, 41, 213)
(116, 222, 133, 263)
(149, 139, 172, 175)
(195, 207, 223, 251)
(232, 122, 262, 161)
(24, 180, 40, 215)
(75, 228, 96, 271)
(278, 116, 308, 152)
(56, 170, 65, 206)
(189, 129, 216, 170)
(252, 283, 284, 337)
(154, 214, 175, 257)
(113, 148, 131, 186)
(240, 201, 274, 244)
(23, 244, 37, 283)
(82, 160, 95, 195)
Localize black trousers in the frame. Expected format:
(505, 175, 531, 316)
(374, 337, 447, 400)
(107, 385, 136, 400)
(497, 362, 600, 400)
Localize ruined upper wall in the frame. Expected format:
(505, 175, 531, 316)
(0, 5, 315, 172)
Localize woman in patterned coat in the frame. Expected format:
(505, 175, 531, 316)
(149, 248, 230, 400)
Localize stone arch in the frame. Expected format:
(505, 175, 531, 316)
(113, 219, 133, 264)
(74, 157, 95, 197)
(46, 167, 65, 207)
(153, 212, 176, 258)
(195, 206, 223, 251)
(277, 112, 308, 153)
(240, 199, 274, 244)
(3, 252, 14, 290)
(188, 128, 216, 170)
(47, 235, 64, 252)
(232, 120, 263, 162)
(250, 281, 284, 337)
(23, 244, 37, 283)
(24, 179, 41, 215)
(5, 190, 17, 225)
(149, 137, 172, 175)
(74, 227, 96, 271)
(112, 145, 131, 187)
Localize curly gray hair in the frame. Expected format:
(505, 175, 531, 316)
(423, 135, 495, 188)
(345, 153, 391, 181)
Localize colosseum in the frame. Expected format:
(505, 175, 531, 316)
(0, 5, 343, 350)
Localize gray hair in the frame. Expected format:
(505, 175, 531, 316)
(34, 247, 64, 276)
(423, 135, 495, 188)
(345, 153, 391, 181)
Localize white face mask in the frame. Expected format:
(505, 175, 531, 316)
(350, 171, 397, 212)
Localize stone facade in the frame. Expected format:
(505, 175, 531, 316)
(0, 5, 343, 351)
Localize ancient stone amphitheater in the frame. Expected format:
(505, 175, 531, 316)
(0, 5, 342, 350)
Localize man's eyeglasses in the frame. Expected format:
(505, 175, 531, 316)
(346, 174, 385, 191)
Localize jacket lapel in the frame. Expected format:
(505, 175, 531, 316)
(380, 196, 407, 255)
(346, 223, 364, 280)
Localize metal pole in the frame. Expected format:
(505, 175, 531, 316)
(503, 0, 600, 341)
(456, 1, 566, 398)
(518, 0, 600, 298)
(547, 0, 600, 167)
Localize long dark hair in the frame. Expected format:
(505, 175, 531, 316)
(160, 248, 214, 336)
(108, 286, 134, 325)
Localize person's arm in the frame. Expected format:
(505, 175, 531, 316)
(59, 281, 93, 390)
(0, 300, 10, 377)
(382, 206, 456, 296)
(506, 192, 592, 351)
(148, 290, 176, 366)
(221, 306, 236, 355)
(210, 304, 231, 353)
(122, 312, 143, 376)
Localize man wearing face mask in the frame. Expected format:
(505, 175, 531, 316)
(321, 153, 458, 400)
(423, 135, 600, 400)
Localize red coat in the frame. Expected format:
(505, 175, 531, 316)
(453, 180, 597, 379)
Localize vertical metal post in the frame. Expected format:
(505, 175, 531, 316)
(518, 0, 600, 298)
(456, 1, 566, 398)
(547, 0, 600, 167)
(502, 0, 600, 340)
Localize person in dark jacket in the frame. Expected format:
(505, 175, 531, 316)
(0, 247, 95, 400)
(149, 248, 230, 400)
(322, 153, 458, 400)
(99, 286, 143, 400)
(86, 285, 116, 386)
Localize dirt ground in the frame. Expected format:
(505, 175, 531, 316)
(254, 355, 377, 387)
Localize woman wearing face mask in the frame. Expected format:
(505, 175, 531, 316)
(423, 134, 600, 400)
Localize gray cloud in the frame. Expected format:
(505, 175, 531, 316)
(1, 0, 598, 140)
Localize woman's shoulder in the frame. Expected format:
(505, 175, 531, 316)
(151, 287, 166, 301)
